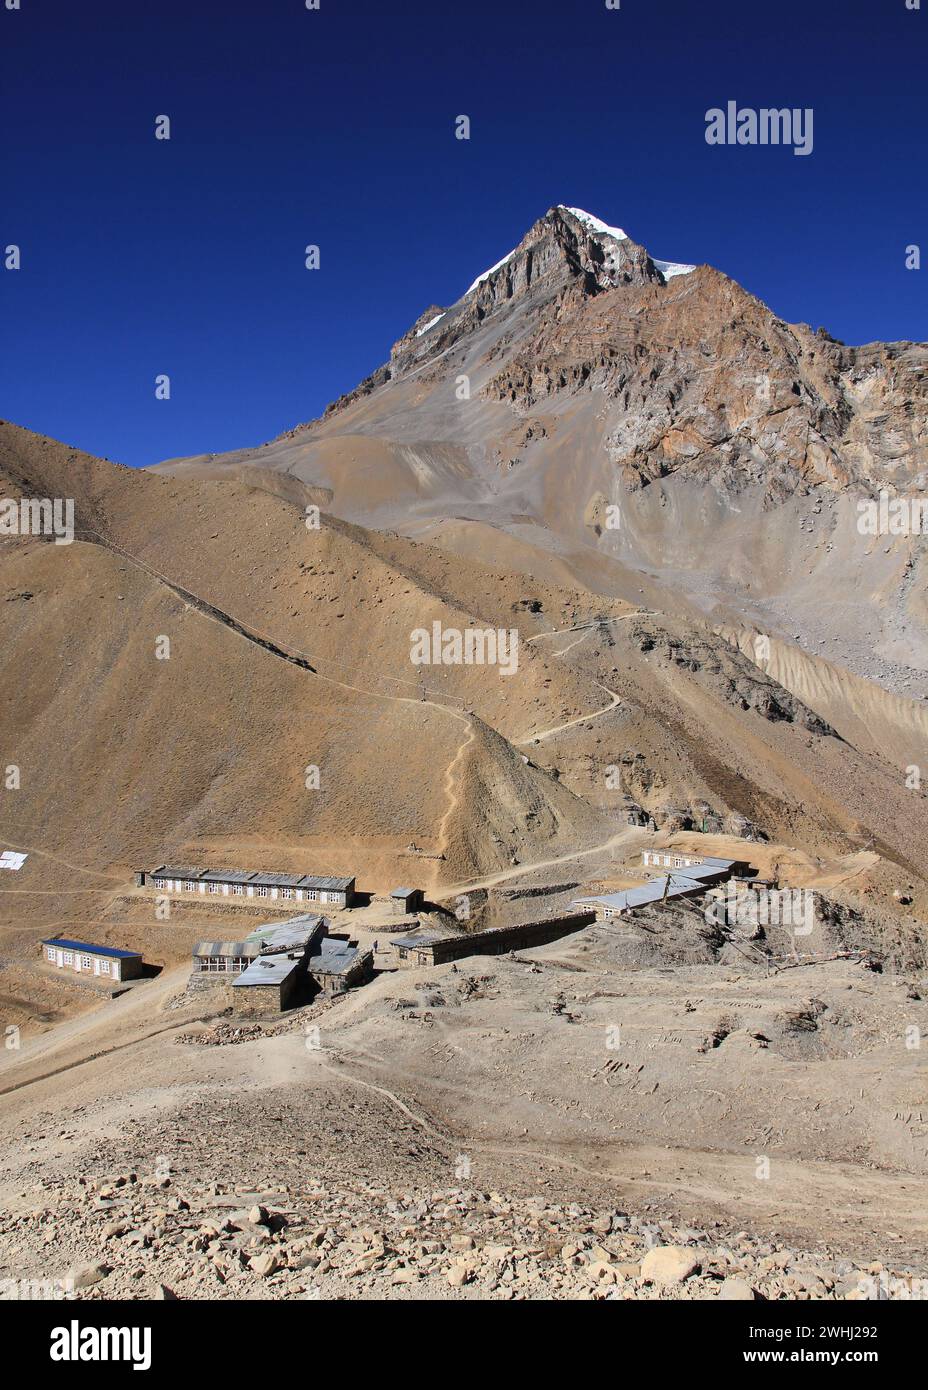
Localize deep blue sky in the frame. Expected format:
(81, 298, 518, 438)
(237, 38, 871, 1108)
(2, 0, 925, 468)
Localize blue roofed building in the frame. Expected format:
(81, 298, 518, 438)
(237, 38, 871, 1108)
(40, 937, 144, 983)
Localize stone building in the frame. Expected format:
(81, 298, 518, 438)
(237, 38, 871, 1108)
(392, 910, 596, 967)
(306, 937, 374, 997)
(390, 887, 424, 914)
(232, 953, 307, 1016)
(214, 914, 373, 1015)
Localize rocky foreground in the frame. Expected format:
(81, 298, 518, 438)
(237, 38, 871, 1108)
(1, 1172, 924, 1301)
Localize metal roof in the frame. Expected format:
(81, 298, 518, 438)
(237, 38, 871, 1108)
(42, 938, 142, 960)
(575, 872, 713, 913)
(192, 941, 258, 959)
(296, 875, 354, 891)
(391, 933, 444, 949)
(390, 887, 417, 898)
(671, 860, 735, 881)
(307, 939, 366, 976)
(575, 858, 741, 915)
(244, 914, 325, 951)
(233, 954, 305, 987)
(149, 866, 353, 891)
(645, 854, 736, 870)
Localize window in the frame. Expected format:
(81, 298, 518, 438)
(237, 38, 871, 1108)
(208, 882, 221, 894)
(80, 955, 92, 970)
(256, 886, 270, 898)
(281, 888, 294, 900)
(153, 878, 166, 889)
(45, 946, 56, 962)
(233, 884, 244, 896)
(185, 880, 197, 892)
(63, 951, 73, 965)
(305, 889, 317, 902)
(99, 959, 111, 975)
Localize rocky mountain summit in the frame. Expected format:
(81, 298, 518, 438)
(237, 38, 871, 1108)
(295, 203, 925, 504)
(159, 203, 926, 694)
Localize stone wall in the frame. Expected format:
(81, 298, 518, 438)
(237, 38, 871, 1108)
(412, 911, 597, 966)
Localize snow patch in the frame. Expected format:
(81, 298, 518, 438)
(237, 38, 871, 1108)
(562, 206, 695, 279)
(466, 248, 518, 296)
(463, 206, 696, 300)
(559, 206, 629, 242)
(653, 258, 696, 280)
(416, 313, 446, 338)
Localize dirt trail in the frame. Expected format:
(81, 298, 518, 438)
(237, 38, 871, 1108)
(314, 1047, 928, 1254)
(433, 719, 478, 875)
(3, 530, 482, 908)
(517, 683, 623, 744)
(440, 827, 640, 896)
(0, 834, 125, 885)
(0, 965, 192, 1095)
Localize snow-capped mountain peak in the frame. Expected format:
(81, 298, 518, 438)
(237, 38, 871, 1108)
(558, 205, 629, 242)
(462, 205, 694, 302)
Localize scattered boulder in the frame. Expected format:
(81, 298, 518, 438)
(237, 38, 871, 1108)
(718, 1275, 757, 1300)
(68, 1261, 111, 1290)
(641, 1245, 701, 1286)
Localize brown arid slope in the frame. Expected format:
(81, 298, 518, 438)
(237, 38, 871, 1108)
(2, 208, 928, 1298)
(2, 416, 927, 1039)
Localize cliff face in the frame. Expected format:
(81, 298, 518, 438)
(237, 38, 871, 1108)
(155, 205, 928, 699)
(315, 204, 926, 503)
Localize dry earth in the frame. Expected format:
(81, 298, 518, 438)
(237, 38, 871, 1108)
(2, 206, 927, 1300)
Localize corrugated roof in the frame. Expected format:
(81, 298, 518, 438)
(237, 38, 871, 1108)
(233, 954, 305, 987)
(244, 914, 325, 952)
(296, 875, 354, 891)
(42, 938, 141, 960)
(192, 941, 258, 959)
(391, 933, 444, 949)
(671, 860, 735, 881)
(575, 872, 712, 913)
(148, 867, 354, 891)
(390, 887, 416, 898)
(307, 939, 366, 976)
